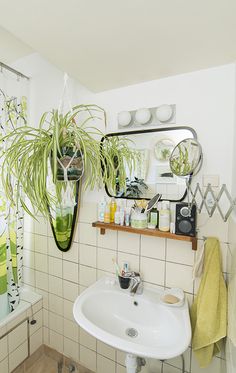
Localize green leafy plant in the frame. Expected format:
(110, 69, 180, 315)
(0, 104, 136, 218)
(116, 177, 148, 198)
(170, 144, 192, 176)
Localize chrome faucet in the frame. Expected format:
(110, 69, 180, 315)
(126, 272, 143, 295)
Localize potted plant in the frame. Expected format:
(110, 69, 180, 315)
(0, 104, 136, 220)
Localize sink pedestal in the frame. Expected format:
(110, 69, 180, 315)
(125, 354, 146, 373)
(125, 354, 138, 373)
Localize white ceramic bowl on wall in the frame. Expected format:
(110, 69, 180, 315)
(117, 111, 132, 127)
(135, 108, 151, 125)
(156, 104, 173, 122)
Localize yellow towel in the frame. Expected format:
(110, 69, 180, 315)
(190, 237, 227, 368)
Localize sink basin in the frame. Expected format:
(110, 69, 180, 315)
(73, 277, 191, 360)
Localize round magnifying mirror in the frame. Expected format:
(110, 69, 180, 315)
(169, 138, 202, 177)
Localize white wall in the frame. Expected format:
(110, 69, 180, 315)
(92, 64, 236, 189)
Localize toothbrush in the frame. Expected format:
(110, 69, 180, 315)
(112, 258, 121, 276)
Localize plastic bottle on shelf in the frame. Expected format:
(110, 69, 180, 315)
(104, 200, 111, 223)
(114, 206, 120, 224)
(110, 198, 117, 223)
(159, 201, 170, 232)
(98, 197, 106, 222)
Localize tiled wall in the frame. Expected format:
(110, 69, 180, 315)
(23, 201, 229, 373)
(0, 296, 43, 372)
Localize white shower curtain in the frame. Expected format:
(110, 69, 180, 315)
(0, 67, 29, 319)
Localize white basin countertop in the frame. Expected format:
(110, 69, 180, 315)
(73, 276, 191, 360)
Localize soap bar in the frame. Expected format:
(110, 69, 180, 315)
(162, 294, 180, 304)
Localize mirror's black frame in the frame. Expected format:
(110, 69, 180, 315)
(101, 126, 197, 202)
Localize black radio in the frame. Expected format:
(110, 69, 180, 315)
(175, 203, 196, 237)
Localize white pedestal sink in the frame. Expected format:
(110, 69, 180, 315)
(73, 277, 191, 371)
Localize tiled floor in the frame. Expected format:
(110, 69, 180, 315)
(26, 355, 68, 373)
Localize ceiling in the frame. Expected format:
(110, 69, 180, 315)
(0, 0, 236, 92)
(0, 26, 32, 64)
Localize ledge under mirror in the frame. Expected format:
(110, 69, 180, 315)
(102, 126, 197, 201)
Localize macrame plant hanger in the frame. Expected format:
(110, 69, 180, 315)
(47, 73, 82, 252)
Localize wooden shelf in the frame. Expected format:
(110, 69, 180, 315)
(92, 221, 197, 250)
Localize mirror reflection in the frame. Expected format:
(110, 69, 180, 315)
(104, 126, 197, 201)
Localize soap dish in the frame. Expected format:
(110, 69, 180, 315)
(160, 288, 185, 307)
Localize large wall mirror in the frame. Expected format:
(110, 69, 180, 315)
(103, 126, 197, 201)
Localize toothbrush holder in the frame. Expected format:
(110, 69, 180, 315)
(118, 275, 131, 289)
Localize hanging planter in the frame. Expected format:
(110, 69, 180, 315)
(0, 103, 136, 250)
(55, 146, 84, 182)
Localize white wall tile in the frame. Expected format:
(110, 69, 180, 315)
(63, 260, 79, 283)
(48, 275, 63, 297)
(48, 257, 62, 278)
(118, 231, 140, 255)
(9, 340, 28, 372)
(49, 330, 63, 353)
(116, 364, 126, 373)
(80, 328, 96, 351)
(116, 350, 126, 365)
(97, 247, 116, 273)
(43, 309, 49, 327)
(79, 202, 97, 223)
(36, 288, 49, 309)
(8, 320, 27, 353)
(79, 265, 97, 287)
(163, 363, 181, 373)
(63, 280, 79, 302)
(29, 309, 43, 336)
(97, 341, 116, 360)
(166, 239, 194, 265)
(43, 326, 49, 345)
(34, 216, 48, 236)
(79, 223, 97, 246)
(0, 358, 8, 373)
(48, 237, 62, 258)
(166, 262, 194, 293)
(141, 236, 165, 260)
(191, 354, 222, 373)
(140, 257, 165, 286)
(34, 234, 47, 255)
(97, 269, 115, 280)
(166, 347, 191, 372)
(63, 299, 74, 321)
(79, 345, 97, 372)
(30, 328, 43, 354)
(97, 354, 116, 373)
(35, 270, 48, 291)
(63, 336, 79, 362)
(97, 230, 117, 250)
(49, 311, 63, 334)
(63, 242, 79, 263)
(24, 232, 35, 252)
(0, 335, 8, 362)
(48, 294, 63, 316)
(23, 249, 35, 269)
(118, 252, 140, 273)
(63, 319, 79, 342)
(35, 252, 48, 273)
(80, 243, 97, 267)
(24, 267, 36, 287)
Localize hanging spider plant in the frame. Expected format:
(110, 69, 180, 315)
(0, 104, 136, 219)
